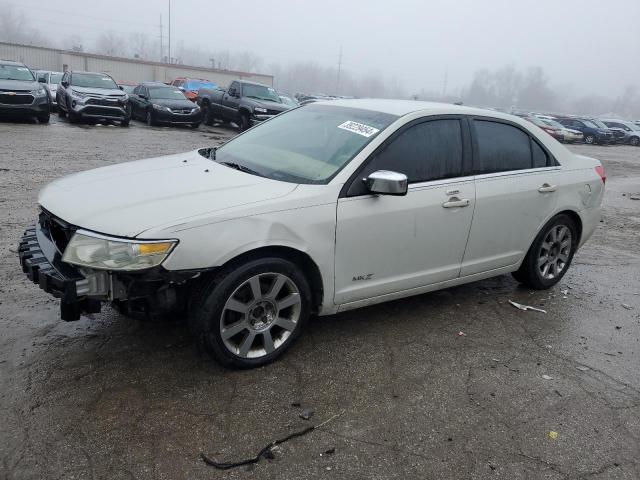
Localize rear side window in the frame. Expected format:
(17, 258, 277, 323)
(532, 140, 548, 168)
(364, 119, 463, 184)
(474, 121, 532, 173)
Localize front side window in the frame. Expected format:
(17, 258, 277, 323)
(50, 73, 63, 84)
(360, 119, 463, 185)
(71, 73, 118, 89)
(0, 64, 35, 81)
(206, 104, 397, 184)
(474, 120, 532, 173)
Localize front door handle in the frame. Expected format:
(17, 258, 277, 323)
(442, 197, 470, 208)
(538, 184, 557, 193)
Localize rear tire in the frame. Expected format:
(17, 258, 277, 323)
(189, 257, 311, 369)
(512, 214, 578, 290)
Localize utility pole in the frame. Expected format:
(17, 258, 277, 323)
(159, 14, 164, 62)
(168, 0, 172, 64)
(336, 45, 342, 95)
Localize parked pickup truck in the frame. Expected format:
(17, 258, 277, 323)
(197, 80, 292, 130)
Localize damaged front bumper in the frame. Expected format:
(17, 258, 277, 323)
(19, 215, 199, 321)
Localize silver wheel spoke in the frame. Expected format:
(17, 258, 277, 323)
(541, 241, 552, 252)
(263, 330, 275, 354)
(277, 293, 300, 311)
(538, 255, 549, 267)
(221, 321, 248, 340)
(249, 276, 262, 301)
(558, 253, 569, 263)
(239, 332, 256, 357)
(225, 298, 249, 314)
(542, 263, 551, 278)
(550, 228, 557, 242)
(276, 317, 297, 332)
(267, 275, 286, 299)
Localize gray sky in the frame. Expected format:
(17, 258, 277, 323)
(6, 0, 640, 95)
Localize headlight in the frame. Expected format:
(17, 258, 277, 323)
(31, 86, 47, 97)
(152, 104, 171, 112)
(254, 107, 267, 113)
(62, 230, 178, 271)
(70, 89, 87, 98)
(119, 94, 129, 103)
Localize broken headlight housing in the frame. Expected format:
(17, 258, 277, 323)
(62, 230, 177, 271)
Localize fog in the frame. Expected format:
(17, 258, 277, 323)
(2, 0, 639, 116)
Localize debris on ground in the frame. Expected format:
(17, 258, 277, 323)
(291, 401, 301, 408)
(561, 289, 569, 296)
(548, 431, 559, 440)
(622, 304, 633, 310)
(457, 331, 467, 337)
(509, 300, 547, 314)
(201, 411, 344, 470)
(542, 374, 553, 380)
(576, 366, 590, 371)
(320, 448, 336, 457)
(299, 408, 315, 421)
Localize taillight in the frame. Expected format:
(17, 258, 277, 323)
(595, 165, 606, 184)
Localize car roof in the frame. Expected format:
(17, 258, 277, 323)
(141, 82, 173, 87)
(0, 59, 26, 66)
(312, 98, 531, 120)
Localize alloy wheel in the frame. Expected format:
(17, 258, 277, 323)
(219, 273, 301, 359)
(538, 225, 572, 280)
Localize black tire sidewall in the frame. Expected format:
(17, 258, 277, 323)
(193, 258, 312, 368)
(522, 214, 578, 289)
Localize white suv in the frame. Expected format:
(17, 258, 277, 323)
(19, 100, 605, 368)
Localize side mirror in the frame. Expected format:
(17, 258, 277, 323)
(139, 94, 147, 100)
(364, 170, 408, 196)
(178, 87, 185, 92)
(228, 88, 236, 97)
(61, 81, 69, 88)
(119, 85, 124, 90)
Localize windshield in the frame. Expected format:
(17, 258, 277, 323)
(206, 105, 397, 184)
(120, 85, 136, 94)
(184, 80, 216, 91)
(0, 64, 35, 81)
(542, 119, 565, 129)
(149, 87, 187, 100)
(582, 119, 598, 129)
(243, 84, 281, 103)
(280, 95, 298, 107)
(590, 119, 607, 129)
(71, 73, 118, 89)
(50, 72, 63, 84)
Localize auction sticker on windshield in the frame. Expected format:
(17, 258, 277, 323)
(338, 121, 380, 138)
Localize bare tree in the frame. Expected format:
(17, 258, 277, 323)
(95, 31, 126, 57)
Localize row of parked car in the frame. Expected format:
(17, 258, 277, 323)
(0, 59, 299, 129)
(515, 111, 640, 147)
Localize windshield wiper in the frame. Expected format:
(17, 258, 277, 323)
(219, 161, 262, 177)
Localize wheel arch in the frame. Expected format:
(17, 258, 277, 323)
(211, 245, 324, 314)
(556, 209, 583, 245)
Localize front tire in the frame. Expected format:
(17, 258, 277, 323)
(202, 102, 213, 126)
(146, 109, 155, 126)
(512, 214, 578, 290)
(238, 112, 250, 131)
(37, 113, 50, 123)
(584, 135, 595, 144)
(57, 96, 66, 118)
(630, 136, 640, 146)
(189, 258, 311, 368)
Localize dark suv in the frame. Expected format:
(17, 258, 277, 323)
(57, 71, 130, 126)
(556, 117, 613, 145)
(0, 60, 50, 123)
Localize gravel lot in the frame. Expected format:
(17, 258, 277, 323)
(1, 115, 639, 479)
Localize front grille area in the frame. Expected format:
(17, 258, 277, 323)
(82, 106, 125, 117)
(170, 108, 194, 114)
(39, 209, 75, 254)
(86, 97, 119, 106)
(0, 93, 34, 105)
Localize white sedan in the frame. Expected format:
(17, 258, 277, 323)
(20, 100, 605, 368)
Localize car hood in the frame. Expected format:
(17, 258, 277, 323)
(69, 86, 126, 98)
(38, 149, 298, 238)
(0, 79, 37, 91)
(150, 98, 196, 109)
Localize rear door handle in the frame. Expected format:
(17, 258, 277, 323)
(538, 184, 557, 193)
(442, 197, 470, 208)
